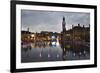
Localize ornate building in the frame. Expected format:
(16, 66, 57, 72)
(61, 17, 90, 42)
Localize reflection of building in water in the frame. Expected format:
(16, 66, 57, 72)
(61, 17, 90, 42)
(60, 41, 90, 60)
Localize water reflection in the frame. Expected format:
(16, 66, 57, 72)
(60, 41, 90, 60)
(21, 40, 90, 63)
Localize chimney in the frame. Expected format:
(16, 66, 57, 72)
(78, 24, 80, 27)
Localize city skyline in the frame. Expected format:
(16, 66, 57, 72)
(21, 10, 90, 33)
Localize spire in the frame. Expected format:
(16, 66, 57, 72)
(62, 16, 66, 32)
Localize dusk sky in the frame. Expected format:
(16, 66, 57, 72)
(21, 10, 90, 33)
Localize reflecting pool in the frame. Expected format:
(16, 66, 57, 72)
(21, 40, 90, 63)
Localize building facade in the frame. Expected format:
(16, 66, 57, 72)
(61, 17, 90, 42)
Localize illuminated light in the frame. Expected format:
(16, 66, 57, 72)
(51, 42, 56, 45)
(31, 34, 34, 37)
(66, 34, 70, 36)
(51, 36, 55, 39)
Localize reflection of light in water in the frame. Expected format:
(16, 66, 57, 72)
(51, 36, 60, 46)
(64, 48, 65, 51)
(56, 37, 59, 46)
(66, 45, 70, 48)
(52, 42, 56, 45)
(84, 50, 86, 54)
(73, 53, 76, 56)
(31, 43, 35, 48)
(51, 36, 55, 39)
(39, 53, 42, 57)
(57, 54, 59, 58)
(79, 52, 82, 55)
(48, 42, 50, 45)
(48, 54, 50, 58)
(56, 42, 59, 46)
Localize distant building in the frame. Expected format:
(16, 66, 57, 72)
(21, 28, 35, 42)
(61, 17, 90, 42)
(21, 17, 90, 43)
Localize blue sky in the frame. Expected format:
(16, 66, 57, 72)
(21, 10, 90, 33)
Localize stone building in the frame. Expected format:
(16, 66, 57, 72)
(61, 17, 90, 42)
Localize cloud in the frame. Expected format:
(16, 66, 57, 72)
(21, 10, 90, 33)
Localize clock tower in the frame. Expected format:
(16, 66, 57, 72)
(62, 16, 66, 32)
